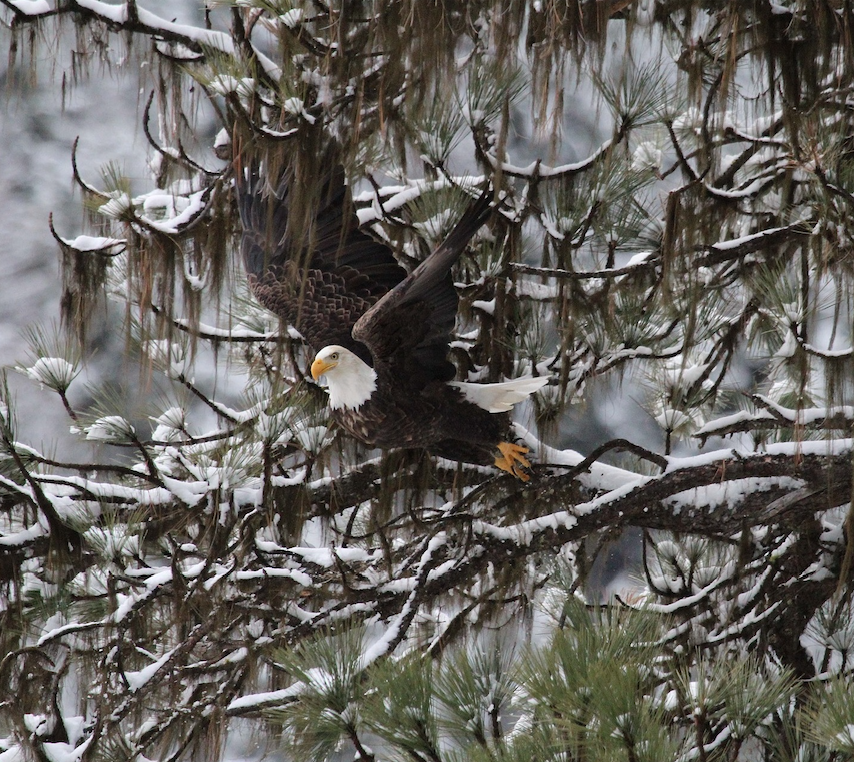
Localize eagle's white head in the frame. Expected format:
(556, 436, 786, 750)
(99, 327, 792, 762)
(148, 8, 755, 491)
(310, 345, 378, 410)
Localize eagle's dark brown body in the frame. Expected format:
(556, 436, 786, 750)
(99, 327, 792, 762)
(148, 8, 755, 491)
(331, 366, 509, 466)
(237, 151, 541, 478)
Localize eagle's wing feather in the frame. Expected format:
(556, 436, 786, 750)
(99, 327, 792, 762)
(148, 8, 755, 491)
(237, 159, 406, 361)
(352, 189, 492, 381)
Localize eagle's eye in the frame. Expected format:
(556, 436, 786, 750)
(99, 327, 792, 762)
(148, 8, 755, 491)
(331, 352, 339, 360)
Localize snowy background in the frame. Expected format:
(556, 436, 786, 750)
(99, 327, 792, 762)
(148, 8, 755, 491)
(0, 2, 214, 449)
(1, 29, 143, 449)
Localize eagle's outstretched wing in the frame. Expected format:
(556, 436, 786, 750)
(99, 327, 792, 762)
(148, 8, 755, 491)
(352, 189, 493, 383)
(237, 158, 406, 364)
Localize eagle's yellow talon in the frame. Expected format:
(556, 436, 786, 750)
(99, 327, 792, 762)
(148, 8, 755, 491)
(495, 441, 532, 481)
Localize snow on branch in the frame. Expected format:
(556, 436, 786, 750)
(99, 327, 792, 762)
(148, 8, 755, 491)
(485, 139, 614, 178)
(697, 397, 854, 440)
(700, 223, 812, 264)
(3, 0, 281, 78)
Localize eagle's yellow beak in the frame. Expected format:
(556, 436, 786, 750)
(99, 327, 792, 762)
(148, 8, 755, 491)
(311, 357, 337, 381)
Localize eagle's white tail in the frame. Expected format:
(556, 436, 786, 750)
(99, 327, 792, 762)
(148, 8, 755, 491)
(450, 376, 549, 413)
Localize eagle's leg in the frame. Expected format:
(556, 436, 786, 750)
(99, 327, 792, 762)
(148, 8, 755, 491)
(494, 441, 532, 481)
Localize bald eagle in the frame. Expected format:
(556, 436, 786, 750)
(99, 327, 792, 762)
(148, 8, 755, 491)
(238, 157, 547, 480)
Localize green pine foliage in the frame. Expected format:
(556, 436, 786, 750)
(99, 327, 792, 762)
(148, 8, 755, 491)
(257, 599, 854, 762)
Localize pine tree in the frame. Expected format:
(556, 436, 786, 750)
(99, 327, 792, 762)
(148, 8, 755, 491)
(1, 1, 854, 760)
